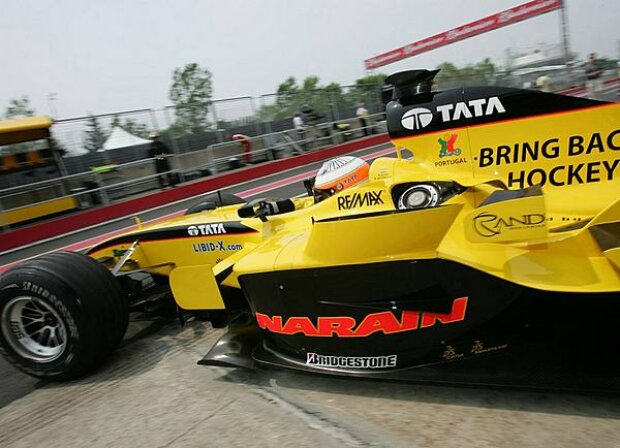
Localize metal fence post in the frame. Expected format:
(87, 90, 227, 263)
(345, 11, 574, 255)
(0, 198, 9, 232)
(249, 97, 262, 136)
(260, 95, 273, 135)
(162, 107, 182, 153)
(330, 92, 340, 121)
(209, 101, 224, 143)
(93, 172, 110, 205)
(149, 108, 160, 132)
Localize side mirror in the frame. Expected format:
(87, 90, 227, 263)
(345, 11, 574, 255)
(303, 177, 315, 197)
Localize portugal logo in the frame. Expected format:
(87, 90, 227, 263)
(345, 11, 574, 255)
(401, 107, 433, 130)
(438, 134, 462, 158)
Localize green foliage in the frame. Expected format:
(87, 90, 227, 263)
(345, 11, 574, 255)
(435, 58, 496, 88)
(593, 57, 619, 70)
(110, 115, 150, 138)
(4, 96, 35, 119)
(345, 74, 387, 112)
(354, 73, 387, 89)
(274, 76, 299, 115)
(253, 60, 502, 125)
(169, 63, 213, 135)
(158, 123, 187, 139)
(83, 115, 108, 154)
(255, 103, 282, 122)
(261, 74, 385, 122)
(0, 97, 38, 155)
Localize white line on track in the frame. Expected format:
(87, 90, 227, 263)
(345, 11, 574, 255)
(0, 145, 395, 274)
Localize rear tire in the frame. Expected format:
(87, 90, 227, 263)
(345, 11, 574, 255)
(0, 252, 128, 381)
(185, 193, 245, 215)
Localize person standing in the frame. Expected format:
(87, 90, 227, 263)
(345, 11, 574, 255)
(232, 134, 253, 164)
(293, 113, 308, 152)
(585, 53, 603, 99)
(356, 103, 370, 136)
(148, 132, 176, 189)
(535, 73, 551, 92)
(293, 113, 306, 139)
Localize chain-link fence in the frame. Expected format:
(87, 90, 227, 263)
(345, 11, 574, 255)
(52, 109, 158, 171)
(43, 83, 386, 176)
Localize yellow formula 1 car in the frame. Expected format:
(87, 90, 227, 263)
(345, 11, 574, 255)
(1, 69, 619, 388)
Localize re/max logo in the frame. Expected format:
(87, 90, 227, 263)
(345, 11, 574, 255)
(337, 190, 384, 210)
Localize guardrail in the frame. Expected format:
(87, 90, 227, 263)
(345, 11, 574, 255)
(0, 115, 385, 231)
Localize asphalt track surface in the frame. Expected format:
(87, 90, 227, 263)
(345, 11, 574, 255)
(1, 142, 620, 447)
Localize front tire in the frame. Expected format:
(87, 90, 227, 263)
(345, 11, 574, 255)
(0, 252, 128, 381)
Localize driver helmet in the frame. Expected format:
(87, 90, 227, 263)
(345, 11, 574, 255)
(313, 156, 369, 201)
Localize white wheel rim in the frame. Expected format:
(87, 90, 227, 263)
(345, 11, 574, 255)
(2, 296, 67, 362)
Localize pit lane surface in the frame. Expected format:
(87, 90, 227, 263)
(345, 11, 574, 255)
(1, 143, 620, 447)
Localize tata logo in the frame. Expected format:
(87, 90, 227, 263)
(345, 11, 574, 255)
(401, 107, 433, 130)
(473, 213, 545, 237)
(437, 96, 505, 122)
(187, 223, 226, 236)
(401, 97, 506, 131)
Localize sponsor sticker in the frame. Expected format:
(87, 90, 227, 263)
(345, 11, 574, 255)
(476, 129, 620, 188)
(470, 339, 508, 355)
(473, 213, 546, 238)
(187, 223, 226, 236)
(374, 168, 391, 180)
(192, 241, 243, 253)
(9, 321, 24, 340)
(438, 133, 462, 158)
(401, 96, 506, 131)
(256, 297, 468, 338)
(442, 345, 465, 360)
(306, 353, 397, 369)
(401, 107, 433, 130)
(337, 190, 384, 210)
(435, 133, 468, 168)
(436, 96, 505, 123)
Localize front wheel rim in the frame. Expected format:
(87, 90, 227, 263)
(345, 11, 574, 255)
(2, 296, 68, 362)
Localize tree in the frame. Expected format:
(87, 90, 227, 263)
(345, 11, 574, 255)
(435, 62, 460, 84)
(111, 114, 150, 138)
(323, 82, 346, 120)
(593, 56, 619, 70)
(1, 97, 37, 155)
(354, 73, 387, 89)
(474, 57, 496, 80)
(5, 96, 35, 119)
(276, 76, 299, 111)
(270, 76, 339, 121)
(258, 74, 390, 122)
(169, 63, 213, 135)
(345, 74, 387, 113)
(111, 115, 121, 129)
(83, 115, 108, 154)
(435, 59, 496, 88)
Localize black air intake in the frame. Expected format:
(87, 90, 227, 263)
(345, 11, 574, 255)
(384, 69, 440, 101)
